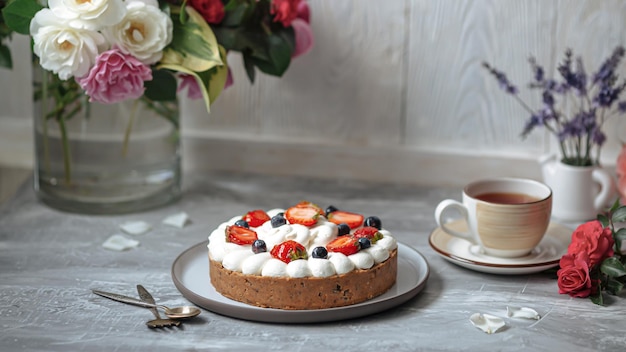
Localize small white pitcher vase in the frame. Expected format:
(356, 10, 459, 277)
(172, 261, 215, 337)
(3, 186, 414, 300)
(540, 155, 615, 222)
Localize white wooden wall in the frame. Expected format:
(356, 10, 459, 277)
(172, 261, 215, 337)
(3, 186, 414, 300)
(2, 0, 626, 186)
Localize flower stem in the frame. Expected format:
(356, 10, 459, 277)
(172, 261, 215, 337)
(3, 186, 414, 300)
(57, 113, 71, 185)
(122, 99, 140, 157)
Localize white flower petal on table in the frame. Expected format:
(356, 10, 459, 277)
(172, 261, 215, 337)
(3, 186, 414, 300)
(469, 313, 505, 334)
(506, 306, 541, 320)
(119, 221, 151, 235)
(102, 234, 140, 251)
(162, 212, 190, 228)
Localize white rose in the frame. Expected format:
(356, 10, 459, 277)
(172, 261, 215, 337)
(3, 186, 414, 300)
(102, 0, 173, 65)
(48, 0, 126, 30)
(30, 9, 106, 80)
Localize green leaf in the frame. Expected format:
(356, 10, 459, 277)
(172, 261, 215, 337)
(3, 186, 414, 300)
(589, 291, 604, 305)
(250, 33, 292, 77)
(221, 1, 252, 27)
(597, 213, 609, 228)
(605, 277, 624, 295)
(144, 69, 177, 101)
(0, 43, 12, 69)
(162, 6, 223, 72)
(611, 206, 626, 223)
(2, 0, 43, 35)
(600, 256, 626, 277)
(159, 45, 228, 115)
(243, 53, 256, 83)
(614, 228, 626, 253)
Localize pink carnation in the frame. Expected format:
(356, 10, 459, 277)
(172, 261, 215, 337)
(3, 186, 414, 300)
(77, 49, 152, 104)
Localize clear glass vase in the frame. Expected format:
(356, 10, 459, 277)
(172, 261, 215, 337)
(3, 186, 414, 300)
(33, 68, 181, 214)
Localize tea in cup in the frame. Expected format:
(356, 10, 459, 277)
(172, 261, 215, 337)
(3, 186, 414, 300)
(434, 178, 552, 258)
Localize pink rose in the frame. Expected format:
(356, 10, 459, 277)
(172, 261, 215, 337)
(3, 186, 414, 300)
(271, 0, 302, 27)
(78, 49, 152, 104)
(557, 253, 595, 298)
(567, 220, 614, 268)
(188, 0, 225, 24)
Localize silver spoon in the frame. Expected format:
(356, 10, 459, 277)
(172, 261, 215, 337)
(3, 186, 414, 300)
(92, 289, 201, 319)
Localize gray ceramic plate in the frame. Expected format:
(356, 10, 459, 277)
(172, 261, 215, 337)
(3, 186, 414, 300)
(171, 241, 430, 323)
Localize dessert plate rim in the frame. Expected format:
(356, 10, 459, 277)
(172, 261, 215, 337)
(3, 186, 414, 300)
(171, 241, 429, 323)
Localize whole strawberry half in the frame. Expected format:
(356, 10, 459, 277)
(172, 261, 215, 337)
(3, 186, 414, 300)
(353, 226, 384, 244)
(270, 240, 308, 263)
(327, 210, 364, 229)
(326, 236, 360, 256)
(226, 225, 258, 245)
(285, 204, 321, 226)
(243, 209, 271, 227)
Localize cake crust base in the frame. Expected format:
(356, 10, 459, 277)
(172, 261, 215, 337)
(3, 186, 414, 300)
(209, 249, 398, 310)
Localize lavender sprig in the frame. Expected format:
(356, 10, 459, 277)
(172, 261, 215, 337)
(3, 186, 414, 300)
(484, 46, 626, 166)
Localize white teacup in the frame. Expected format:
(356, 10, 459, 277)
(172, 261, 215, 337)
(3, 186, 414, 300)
(434, 178, 552, 258)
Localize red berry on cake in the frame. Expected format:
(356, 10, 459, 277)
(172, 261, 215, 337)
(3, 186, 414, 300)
(270, 240, 309, 263)
(243, 209, 271, 227)
(353, 226, 384, 244)
(327, 210, 364, 229)
(326, 236, 360, 256)
(226, 225, 259, 245)
(285, 204, 321, 226)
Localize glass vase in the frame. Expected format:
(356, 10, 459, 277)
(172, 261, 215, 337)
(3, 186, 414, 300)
(32, 68, 181, 214)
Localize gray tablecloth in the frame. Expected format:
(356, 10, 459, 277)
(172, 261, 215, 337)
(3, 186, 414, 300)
(0, 172, 623, 351)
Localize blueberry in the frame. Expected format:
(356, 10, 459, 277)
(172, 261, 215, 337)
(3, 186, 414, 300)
(234, 219, 249, 228)
(325, 205, 338, 217)
(271, 214, 287, 228)
(336, 223, 351, 236)
(358, 237, 371, 249)
(364, 216, 382, 230)
(311, 246, 328, 259)
(252, 239, 267, 254)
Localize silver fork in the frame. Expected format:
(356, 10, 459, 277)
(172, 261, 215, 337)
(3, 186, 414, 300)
(136, 285, 180, 328)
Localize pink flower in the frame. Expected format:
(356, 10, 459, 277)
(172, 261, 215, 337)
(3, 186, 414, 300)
(77, 49, 152, 104)
(557, 252, 596, 298)
(291, 18, 313, 58)
(567, 220, 614, 268)
(271, 0, 302, 27)
(178, 74, 203, 100)
(188, 0, 225, 24)
(178, 68, 233, 100)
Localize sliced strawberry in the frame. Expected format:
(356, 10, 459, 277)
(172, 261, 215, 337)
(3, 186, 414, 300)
(270, 240, 308, 263)
(326, 236, 360, 256)
(285, 204, 320, 226)
(327, 210, 364, 229)
(243, 209, 271, 227)
(353, 226, 383, 244)
(226, 225, 258, 245)
(294, 201, 324, 214)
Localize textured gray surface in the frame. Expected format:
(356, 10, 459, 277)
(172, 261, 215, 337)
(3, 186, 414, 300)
(0, 172, 624, 352)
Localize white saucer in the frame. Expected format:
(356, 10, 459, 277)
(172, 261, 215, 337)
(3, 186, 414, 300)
(428, 219, 572, 275)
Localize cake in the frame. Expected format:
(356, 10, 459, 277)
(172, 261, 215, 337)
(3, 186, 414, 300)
(207, 201, 398, 310)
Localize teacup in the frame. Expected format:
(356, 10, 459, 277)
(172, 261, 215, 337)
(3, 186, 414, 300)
(434, 177, 552, 258)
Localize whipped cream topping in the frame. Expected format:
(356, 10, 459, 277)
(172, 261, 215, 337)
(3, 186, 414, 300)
(208, 208, 398, 278)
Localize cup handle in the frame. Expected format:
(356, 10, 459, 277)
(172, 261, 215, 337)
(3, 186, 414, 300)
(592, 168, 616, 212)
(434, 199, 472, 240)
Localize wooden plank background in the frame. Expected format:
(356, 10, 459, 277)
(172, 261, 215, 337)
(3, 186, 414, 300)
(2, 0, 626, 186)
